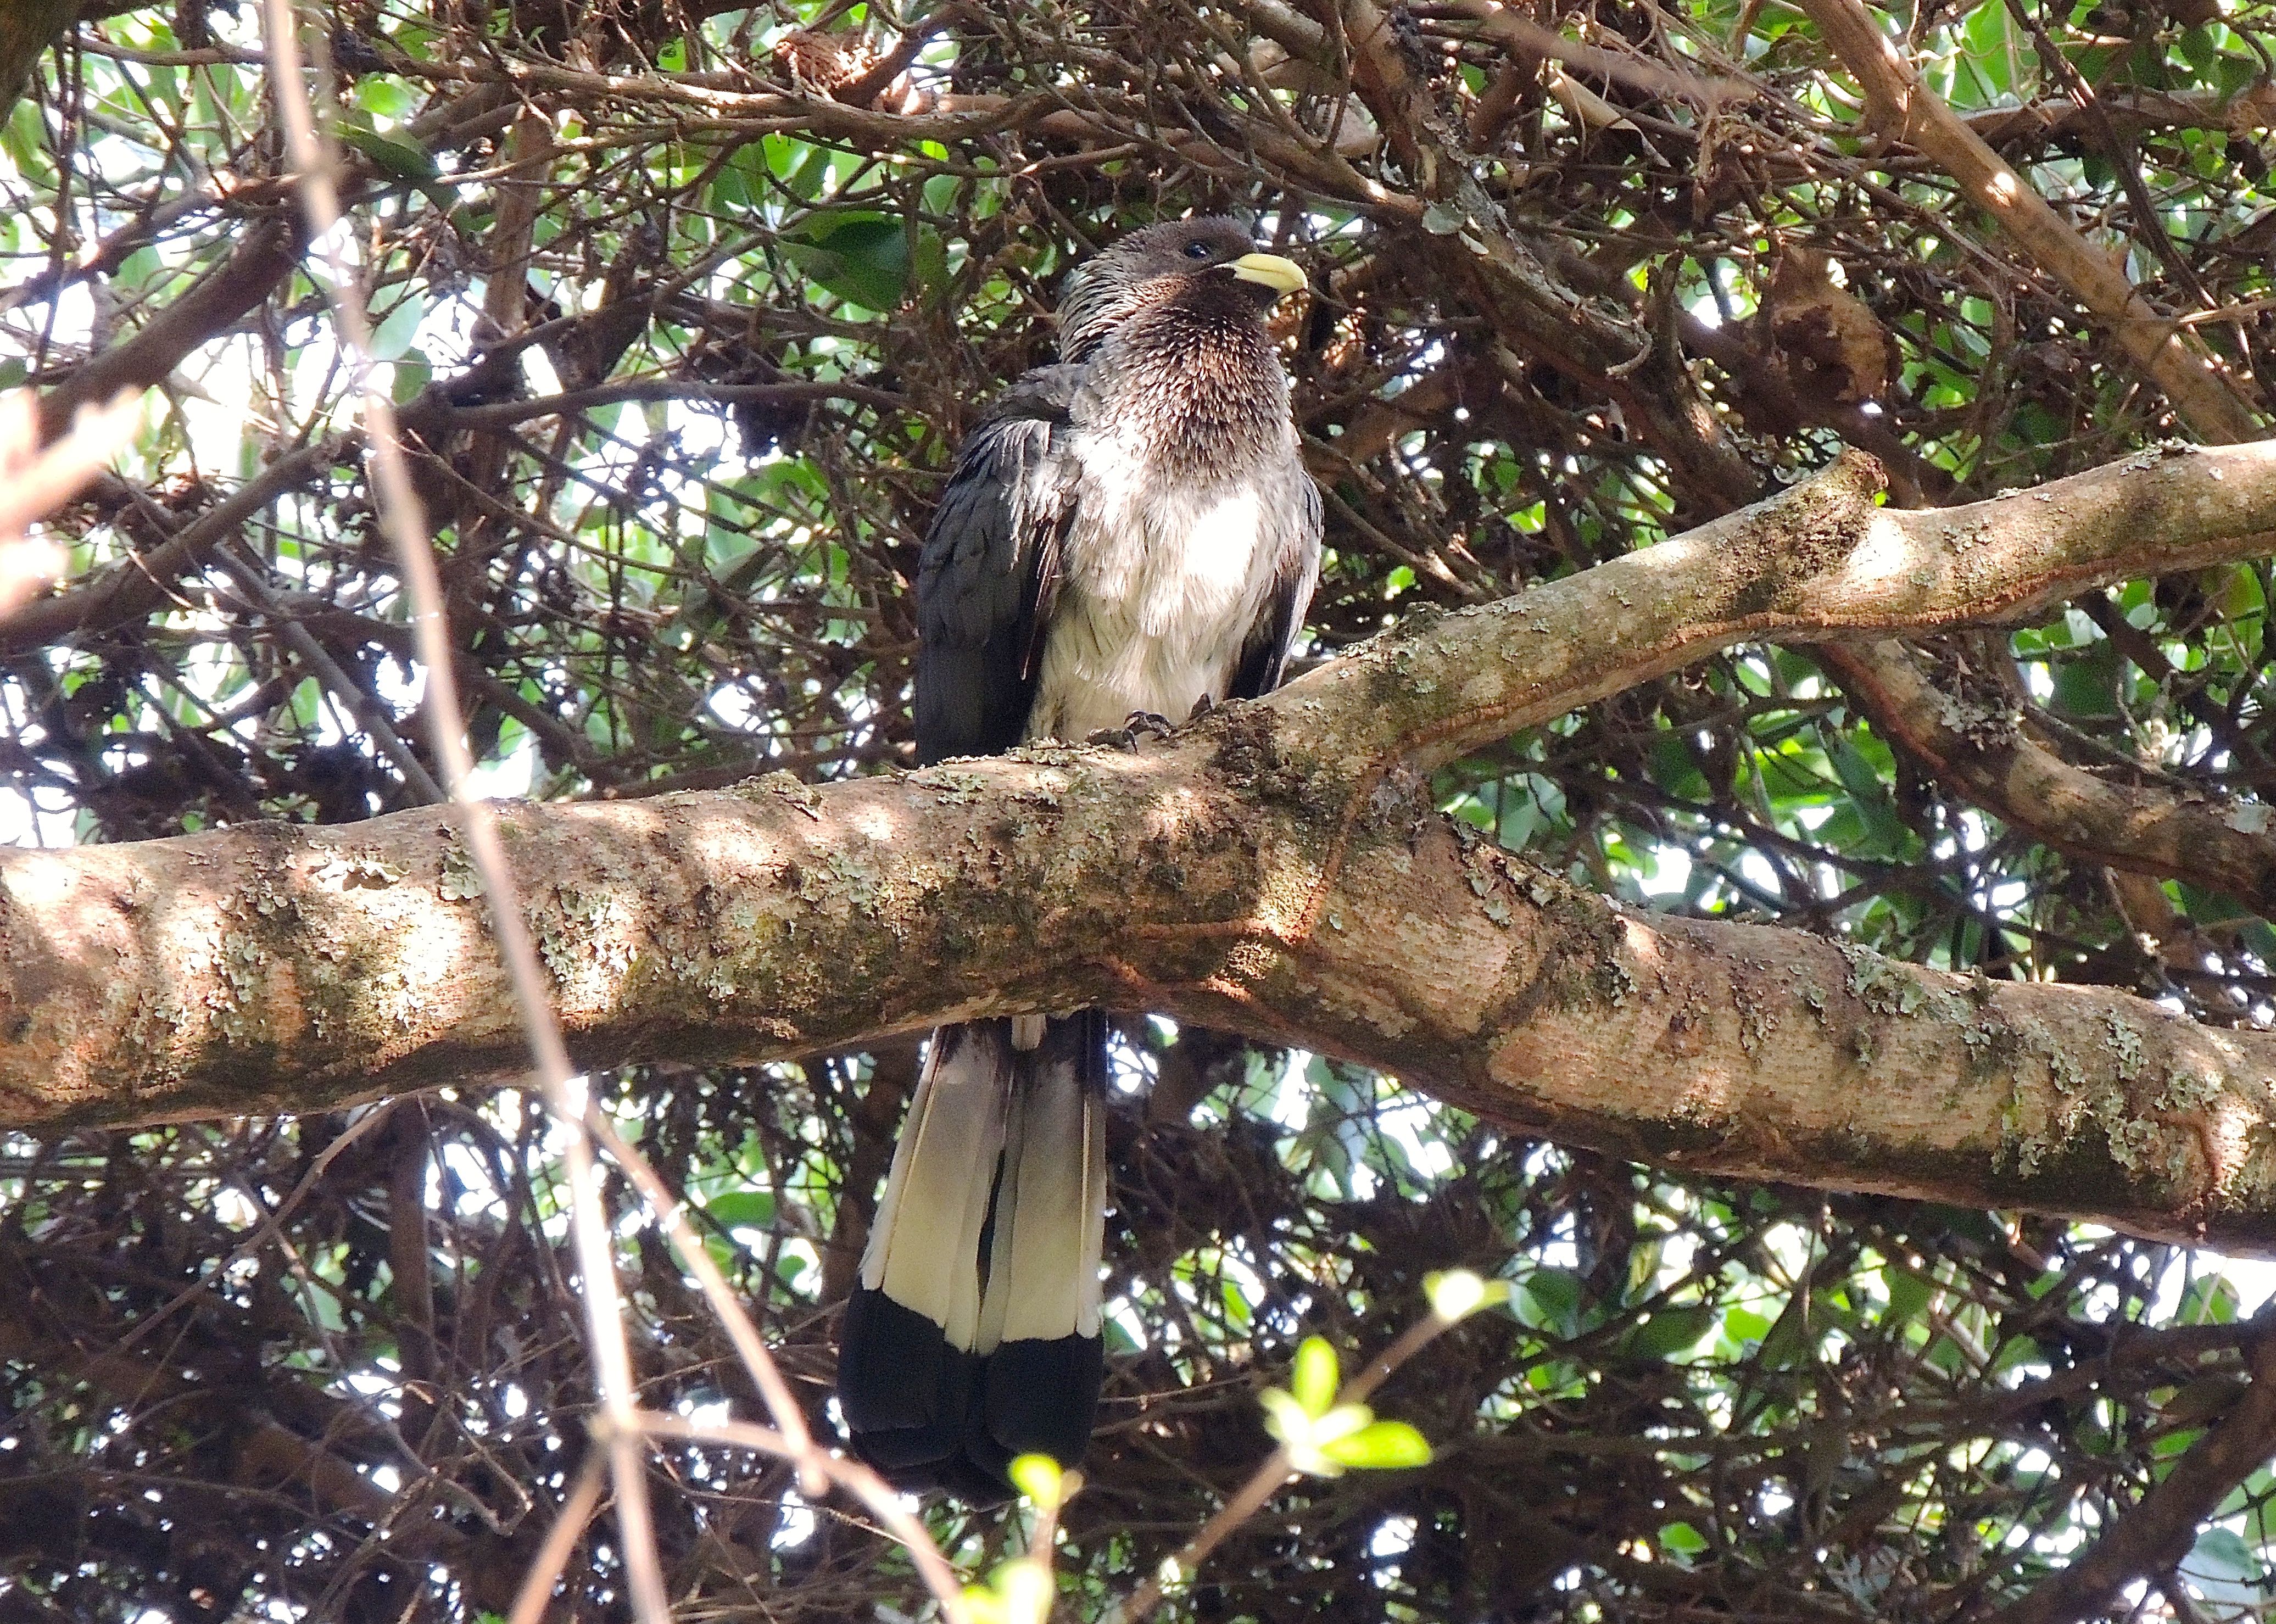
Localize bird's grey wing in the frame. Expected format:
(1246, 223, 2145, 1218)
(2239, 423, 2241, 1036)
(1225, 471, 1322, 701)
(914, 366, 1083, 765)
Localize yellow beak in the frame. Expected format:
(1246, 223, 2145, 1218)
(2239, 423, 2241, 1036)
(1229, 252, 1307, 297)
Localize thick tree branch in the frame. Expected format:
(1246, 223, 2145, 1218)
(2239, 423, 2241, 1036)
(1315, 444, 2276, 774)
(0, 1, 75, 124)
(7, 447, 2276, 1251)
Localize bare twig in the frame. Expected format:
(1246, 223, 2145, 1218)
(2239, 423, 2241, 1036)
(635, 1411, 970, 1616)
(505, 1454, 609, 1624)
(1111, 1305, 1467, 1622)
(581, 1108, 826, 1486)
(256, 5, 671, 1618)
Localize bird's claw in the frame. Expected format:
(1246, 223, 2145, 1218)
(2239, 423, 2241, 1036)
(1084, 712, 1178, 753)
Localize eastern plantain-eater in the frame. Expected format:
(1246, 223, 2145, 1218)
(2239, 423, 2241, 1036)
(837, 217, 1321, 1500)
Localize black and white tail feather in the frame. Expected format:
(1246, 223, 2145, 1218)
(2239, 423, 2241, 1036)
(838, 1014, 1107, 1502)
(836, 218, 1318, 1498)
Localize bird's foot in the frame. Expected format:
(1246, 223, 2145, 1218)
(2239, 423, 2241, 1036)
(1085, 712, 1179, 753)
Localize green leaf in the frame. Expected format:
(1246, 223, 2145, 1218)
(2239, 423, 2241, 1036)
(369, 292, 427, 362)
(337, 120, 440, 183)
(1008, 1452, 1063, 1508)
(1823, 727, 1903, 854)
(1657, 1520, 1708, 1555)
(2184, 1523, 2265, 1612)
(1883, 1265, 1932, 1327)
(2176, 1274, 2241, 1326)
(1647, 732, 1713, 800)
(1516, 1268, 1583, 1337)
(1264, 1386, 1378, 1476)
(704, 1190, 776, 1230)
(773, 138, 832, 199)
(911, 226, 947, 297)
(781, 211, 910, 311)
(1320, 1419, 1431, 1471)
(1291, 1335, 1339, 1417)
(2174, 26, 2222, 79)
(1425, 1269, 1509, 1322)
(2050, 636, 2124, 718)
(962, 1556, 1054, 1624)
(1258, 1385, 1312, 1443)
(389, 350, 431, 403)
(1624, 1305, 1717, 1359)
(1755, 1290, 1816, 1369)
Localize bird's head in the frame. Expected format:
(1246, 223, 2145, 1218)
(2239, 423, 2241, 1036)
(1055, 218, 1306, 362)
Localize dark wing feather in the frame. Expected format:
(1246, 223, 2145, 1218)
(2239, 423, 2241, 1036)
(1225, 480, 1321, 701)
(915, 365, 1083, 765)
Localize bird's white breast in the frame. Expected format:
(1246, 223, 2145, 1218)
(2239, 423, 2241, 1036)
(1028, 418, 1299, 742)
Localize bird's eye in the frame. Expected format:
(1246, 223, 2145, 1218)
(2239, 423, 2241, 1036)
(1183, 239, 1214, 260)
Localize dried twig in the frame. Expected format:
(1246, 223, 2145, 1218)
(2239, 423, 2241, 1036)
(256, 4, 673, 1617)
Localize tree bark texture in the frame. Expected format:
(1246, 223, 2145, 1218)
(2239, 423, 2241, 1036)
(9, 444, 2276, 1247)
(0, 1, 76, 126)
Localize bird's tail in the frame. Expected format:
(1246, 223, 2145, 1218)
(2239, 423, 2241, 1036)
(838, 1013, 1108, 1500)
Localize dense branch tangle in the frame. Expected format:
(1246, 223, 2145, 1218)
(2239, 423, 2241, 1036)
(2, 2, 2276, 1622)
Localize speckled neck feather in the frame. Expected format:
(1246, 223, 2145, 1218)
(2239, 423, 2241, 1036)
(1078, 273, 1288, 475)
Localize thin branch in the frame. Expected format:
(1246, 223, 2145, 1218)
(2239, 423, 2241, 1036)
(506, 1454, 608, 1624)
(1989, 1331, 2276, 1624)
(1790, 0, 2260, 445)
(1818, 639, 2276, 912)
(0, 443, 338, 658)
(257, 5, 670, 1619)
(635, 1412, 970, 1617)
(1113, 1305, 1466, 1622)
(34, 219, 304, 442)
(203, 540, 448, 804)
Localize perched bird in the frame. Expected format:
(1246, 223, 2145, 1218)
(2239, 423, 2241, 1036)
(837, 219, 1321, 1500)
